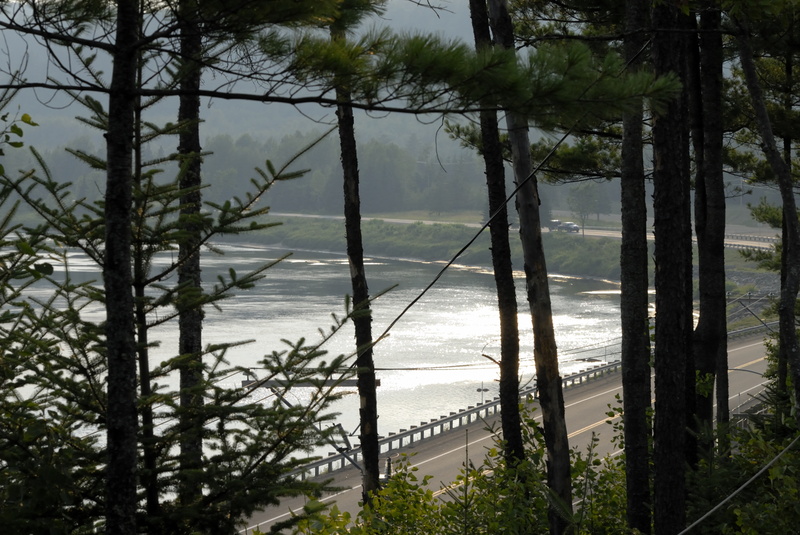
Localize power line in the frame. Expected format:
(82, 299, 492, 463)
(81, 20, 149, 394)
(371, 37, 652, 356)
(678, 433, 800, 534)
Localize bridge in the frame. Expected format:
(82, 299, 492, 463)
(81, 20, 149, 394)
(241, 328, 771, 533)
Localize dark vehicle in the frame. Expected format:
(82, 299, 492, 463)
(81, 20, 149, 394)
(547, 219, 561, 231)
(558, 222, 580, 233)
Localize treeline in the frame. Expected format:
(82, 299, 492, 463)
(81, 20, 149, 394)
(203, 131, 488, 214)
(4, 128, 490, 216)
(7, 125, 628, 221)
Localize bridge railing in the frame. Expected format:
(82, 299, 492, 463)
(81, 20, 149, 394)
(291, 322, 775, 481)
(724, 233, 778, 244)
(729, 321, 777, 339)
(292, 358, 623, 480)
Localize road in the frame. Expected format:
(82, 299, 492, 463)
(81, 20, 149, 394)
(270, 212, 776, 250)
(242, 335, 768, 533)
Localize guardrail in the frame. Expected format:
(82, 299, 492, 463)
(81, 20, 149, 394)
(293, 359, 623, 481)
(718, 233, 775, 251)
(242, 324, 774, 534)
(291, 322, 775, 481)
(724, 242, 773, 251)
(729, 321, 777, 339)
(725, 233, 778, 244)
(581, 227, 777, 251)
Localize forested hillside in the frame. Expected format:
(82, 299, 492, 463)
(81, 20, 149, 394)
(1, 1, 798, 535)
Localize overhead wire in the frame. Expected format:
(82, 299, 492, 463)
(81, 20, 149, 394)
(35, 38, 655, 448)
(678, 433, 800, 534)
(147, 39, 655, 407)
(371, 38, 654, 350)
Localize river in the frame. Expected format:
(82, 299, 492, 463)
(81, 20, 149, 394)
(184, 244, 621, 440)
(47, 243, 622, 446)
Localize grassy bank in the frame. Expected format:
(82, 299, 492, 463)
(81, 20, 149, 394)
(249, 214, 774, 287)
(251, 215, 624, 281)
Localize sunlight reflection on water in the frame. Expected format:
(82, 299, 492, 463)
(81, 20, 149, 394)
(38, 244, 623, 442)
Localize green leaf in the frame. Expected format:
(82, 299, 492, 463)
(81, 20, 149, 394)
(9, 123, 23, 137)
(16, 241, 35, 255)
(303, 498, 328, 515)
(21, 113, 38, 126)
(34, 263, 54, 276)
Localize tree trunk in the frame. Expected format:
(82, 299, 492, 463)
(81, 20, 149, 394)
(701, 7, 729, 437)
(468, 0, 524, 465)
(737, 20, 800, 429)
(620, 1, 652, 531)
(651, 3, 691, 533)
(177, 0, 205, 507)
(773, 43, 795, 420)
(332, 26, 381, 503)
(133, 68, 161, 525)
(487, 2, 573, 532)
(104, 1, 139, 533)
(692, 3, 727, 459)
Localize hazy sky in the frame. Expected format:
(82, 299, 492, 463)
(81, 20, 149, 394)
(12, 1, 476, 155)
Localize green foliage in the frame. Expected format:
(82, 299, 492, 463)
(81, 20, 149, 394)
(723, 435, 800, 534)
(298, 403, 635, 535)
(0, 250, 116, 533)
(747, 197, 782, 230)
(0, 105, 37, 175)
(737, 197, 786, 275)
(252, 215, 627, 281)
(685, 426, 800, 535)
(254, 217, 492, 264)
(571, 441, 629, 535)
(290, 389, 800, 535)
(197, 0, 341, 33)
(723, 5, 800, 279)
(510, 0, 625, 45)
(725, 0, 800, 21)
(531, 136, 621, 184)
(200, 130, 487, 216)
(288, 384, 800, 535)
(287, 18, 679, 121)
(0, 94, 362, 532)
(567, 181, 606, 230)
(696, 371, 716, 399)
(543, 233, 622, 281)
(0, 104, 106, 533)
(361, 457, 448, 534)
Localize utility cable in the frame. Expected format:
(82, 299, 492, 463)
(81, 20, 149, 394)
(678, 432, 800, 534)
(372, 38, 653, 350)
(48, 40, 656, 445)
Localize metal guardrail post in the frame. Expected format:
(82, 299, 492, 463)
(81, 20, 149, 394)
(289, 323, 771, 480)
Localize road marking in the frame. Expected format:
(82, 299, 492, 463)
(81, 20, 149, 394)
(566, 385, 623, 408)
(570, 418, 613, 438)
(247, 339, 767, 531)
(251, 483, 364, 528)
(567, 352, 767, 440)
(730, 340, 768, 353)
(733, 356, 765, 369)
(418, 384, 626, 467)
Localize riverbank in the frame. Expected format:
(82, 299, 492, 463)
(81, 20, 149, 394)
(242, 212, 780, 329)
(249, 213, 774, 284)
(251, 214, 625, 280)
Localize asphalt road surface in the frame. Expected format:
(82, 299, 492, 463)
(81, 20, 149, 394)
(242, 335, 769, 533)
